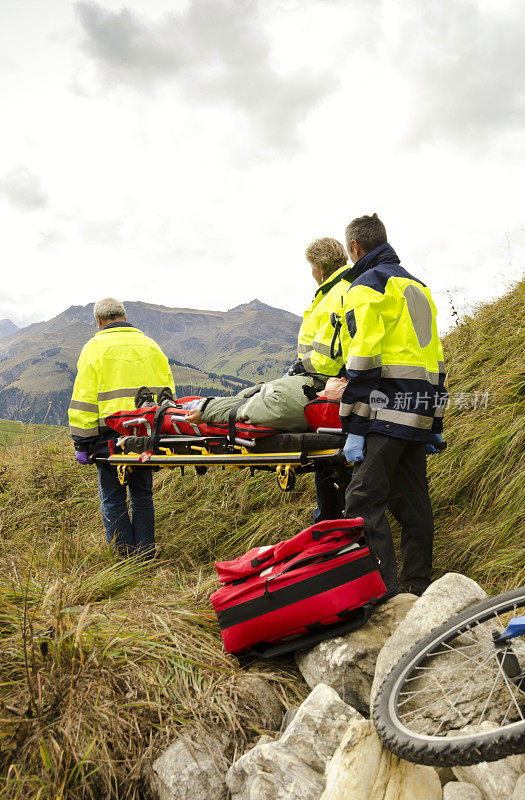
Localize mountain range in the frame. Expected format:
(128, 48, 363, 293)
(0, 300, 301, 425)
(0, 319, 19, 339)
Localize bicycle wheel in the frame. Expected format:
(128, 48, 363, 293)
(372, 586, 525, 766)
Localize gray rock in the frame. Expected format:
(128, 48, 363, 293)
(151, 730, 229, 800)
(370, 573, 487, 711)
(255, 735, 274, 747)
(513, 775, 525, 800)
(279, 705, 299, 735)
(231, 674, 283, 731)
(453, 753, 525, 800)
(227, 683, 361, 800)
(319, 717, 442, 800)
(443, 782, 483, 800)
(295, 593, 417, 714)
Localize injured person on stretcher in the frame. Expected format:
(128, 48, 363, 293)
(182, 375, 347, 431)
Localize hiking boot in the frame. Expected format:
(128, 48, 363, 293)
(157, 386, 174, 405)
(134, 386, 155, 407)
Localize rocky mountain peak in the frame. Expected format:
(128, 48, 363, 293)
(228, 299, 296, 318)
(0, 319, 19, 339)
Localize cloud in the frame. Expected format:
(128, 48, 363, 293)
(380, 0, 525, 145)
(0, 166, 49, 211)
(74, 0, 334, 147)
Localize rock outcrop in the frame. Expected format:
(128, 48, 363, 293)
(230, 674, 283, 731)
(150, 676, 282, 800)
(319, 717, 442, 800)
(443, 783, 483, 800)
(370, 573, 487, 710)
(295, 593, 417, 714)
(215, 574, 521, 800)
(151, 730, 230, 800)
(452, 752, 525, 800)
(226, 683, 361, 800)
(513, 775, 525, 800)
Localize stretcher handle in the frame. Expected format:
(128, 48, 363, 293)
(122, 417, 152, 435)
(158, 435, 256, 448)
(316, 427, 344, 435)
(169, 414, 191, 423)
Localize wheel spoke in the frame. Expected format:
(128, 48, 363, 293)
(476, 669, 505, 730)
(375, 591, 525, 766)
(494, 659, 525, 723)
(399, 652, 494, 727)
(429, 640, 501, 667)
(431, 650, 498, 736)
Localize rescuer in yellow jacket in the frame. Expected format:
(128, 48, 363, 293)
(338, 214, 448, 598)
(290, 237, 354, 379)
(68, 297, 174, 558)
(287, 237, 355, 523)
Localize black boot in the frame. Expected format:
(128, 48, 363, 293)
(134, 386, 155, 407)
(157, 386, 174, 405)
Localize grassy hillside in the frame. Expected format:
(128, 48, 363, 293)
(0, 418, 65, 446)
(0, 281, 523, 799)
(428, 277, 525, 589)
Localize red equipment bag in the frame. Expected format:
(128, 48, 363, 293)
(104, 397, 279, 441)
(304, 398, 341, 432)
(210, 519, 386, 659)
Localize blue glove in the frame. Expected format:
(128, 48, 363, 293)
(426, 433, 444, 455)
(343, 434, 365, 464)
(75, 451, 90, 465)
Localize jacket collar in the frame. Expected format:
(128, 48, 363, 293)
(348, 243, 400, 282)
(95, 322, 139, 335)
(315, 264, 354, 297)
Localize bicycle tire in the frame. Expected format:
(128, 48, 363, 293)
(372, 586, 525, 767)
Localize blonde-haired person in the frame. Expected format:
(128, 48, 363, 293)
(288, 237, 352, 380)
(286, 237, 355, 522)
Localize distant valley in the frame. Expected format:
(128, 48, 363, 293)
(0, 300, 300, 425)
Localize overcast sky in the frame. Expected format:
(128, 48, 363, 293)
(1, 0, 524, 332)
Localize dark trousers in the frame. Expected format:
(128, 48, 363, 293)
(97, 464, 155, 558)
(313, 466, 351, 524)
(344, 433, 434, 594)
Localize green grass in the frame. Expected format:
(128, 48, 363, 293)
(428, 278, 525, 590)
(0, 280, 524, 798)
(0, 418, 65, 447)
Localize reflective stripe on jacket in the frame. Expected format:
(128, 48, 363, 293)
(297, 265, 354, 377)
(339, 243, 447, 442)
(68, 325, 174, 441)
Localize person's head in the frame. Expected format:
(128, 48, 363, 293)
(93, 298, 127, 329)
(305, 237, 347, 286)
(345, 213, 387, 264)
(318, 377, 347, 401)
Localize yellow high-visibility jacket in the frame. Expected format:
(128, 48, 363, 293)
(338, 244, 447, 442)
(296, 265, 354, 377)
(68, 323, 174, 446)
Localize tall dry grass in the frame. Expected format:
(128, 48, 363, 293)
(0, 445, 310, 799)
(428, 278, 525, 589)
(0, 280, 523, 798)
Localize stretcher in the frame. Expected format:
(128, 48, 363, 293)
(97, 402, 349, 491)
